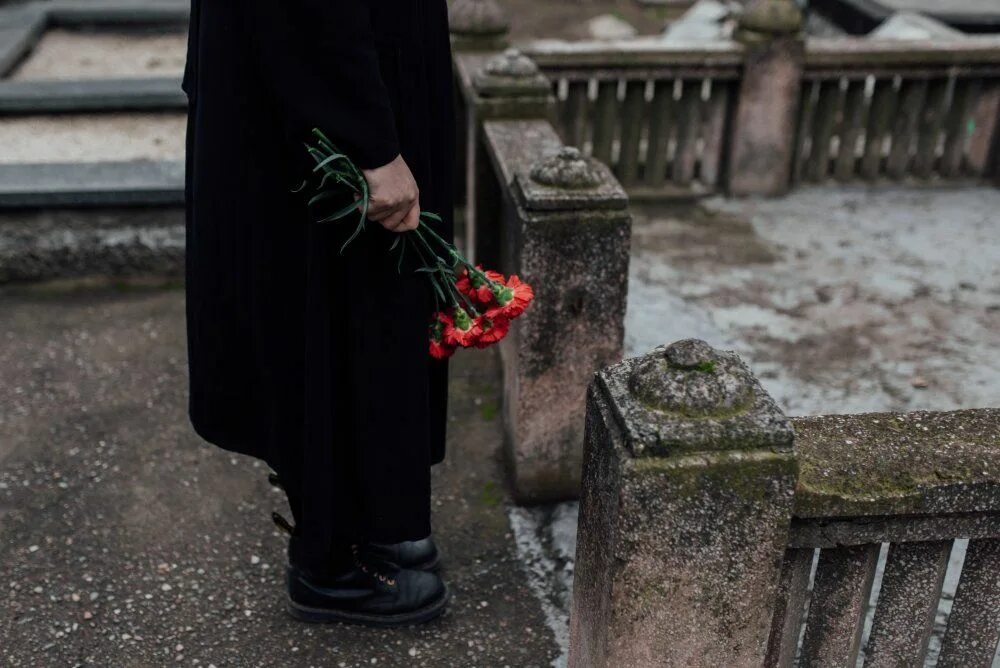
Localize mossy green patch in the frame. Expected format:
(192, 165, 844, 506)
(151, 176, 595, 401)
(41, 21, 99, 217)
(792, 409, 1000, 518)
(480, 400, 498, 421)
(480, 481, 503, 507)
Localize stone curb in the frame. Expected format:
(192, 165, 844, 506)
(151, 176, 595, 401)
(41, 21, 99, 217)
(0, 76, 185, 113)
(0, 160, 184, 208)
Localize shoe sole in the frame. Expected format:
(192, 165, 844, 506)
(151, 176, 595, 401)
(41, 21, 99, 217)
(286, 588, 449, 628)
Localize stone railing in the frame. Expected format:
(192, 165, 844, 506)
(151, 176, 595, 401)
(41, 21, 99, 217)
(794, 39, 1000, 185)
(481, 1, 1000, 198)
(451, 6, 633, 502)
(568, 339, 1000, 667)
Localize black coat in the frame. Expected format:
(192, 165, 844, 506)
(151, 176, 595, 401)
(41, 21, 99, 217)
(182, 0, 454, 545)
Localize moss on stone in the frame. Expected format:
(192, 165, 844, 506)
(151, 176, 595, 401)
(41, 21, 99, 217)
(793, 409, 1000, 518)
(633, 451, 796, 502)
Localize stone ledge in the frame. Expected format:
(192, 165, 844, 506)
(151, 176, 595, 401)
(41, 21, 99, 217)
(793, 408, 1000, 519)
(0, 160, 184, 208)
(0, 206, 184, 282)
(44, 0, 189, 28)
(0, 77, 186, 113)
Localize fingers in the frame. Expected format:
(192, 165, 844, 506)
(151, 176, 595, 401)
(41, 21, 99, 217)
(370, 195, 420, 232)
(379, 208, 409, 232)
(397, 201, 420, 232)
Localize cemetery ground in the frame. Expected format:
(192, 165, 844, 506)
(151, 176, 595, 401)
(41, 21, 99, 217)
(2, 185, 998, 666)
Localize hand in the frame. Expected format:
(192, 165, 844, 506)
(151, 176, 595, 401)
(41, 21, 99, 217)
(362, 154, 420, 233)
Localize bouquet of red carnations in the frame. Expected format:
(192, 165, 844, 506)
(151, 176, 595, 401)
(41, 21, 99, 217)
(299, 129, 533, 359)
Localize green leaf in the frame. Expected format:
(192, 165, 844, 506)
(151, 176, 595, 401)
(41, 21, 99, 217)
(308, 189, 350, 207)
(317, 199, 362, 223)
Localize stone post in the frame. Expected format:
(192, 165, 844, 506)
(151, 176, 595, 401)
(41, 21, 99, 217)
(726, 0, 805, 196)
(568, 339, 798, 667)
(462, 49, 554, 266)
(482, 122, 630, 502)
(448, 0, 512, 218)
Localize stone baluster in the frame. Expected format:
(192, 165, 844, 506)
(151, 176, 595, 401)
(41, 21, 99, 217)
(568, 339, 798, 667)
(727, 0, 806, 196)
(480, 120, 630, 502)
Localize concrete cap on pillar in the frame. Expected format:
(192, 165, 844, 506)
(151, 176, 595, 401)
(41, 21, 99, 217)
(448, 0, 510, 37)
(735, 0, 803, 42)
(597, 339, 793, 457)
(529, 146, 604, 189)
(473, 48, 552, 99)
(513, 143, 628, 212)
(484, 48, 539, 77)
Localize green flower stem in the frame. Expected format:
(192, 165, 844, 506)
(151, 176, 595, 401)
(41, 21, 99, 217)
(415, 220, 504, 293)
(410, 229, 479, 315)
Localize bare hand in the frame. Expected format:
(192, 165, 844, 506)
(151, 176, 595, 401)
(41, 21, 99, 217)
(362, 155, 420, 233)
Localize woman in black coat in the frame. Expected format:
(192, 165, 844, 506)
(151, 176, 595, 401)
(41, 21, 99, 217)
(183, 0, 453, 625)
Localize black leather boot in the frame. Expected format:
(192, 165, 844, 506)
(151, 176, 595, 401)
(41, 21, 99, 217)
(367, 537, 441, 572)
(286, 544, 448, 627)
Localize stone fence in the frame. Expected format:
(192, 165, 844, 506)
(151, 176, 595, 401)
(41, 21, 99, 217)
(568, 339, 1000, 667)
(456, 0, 1000, 201)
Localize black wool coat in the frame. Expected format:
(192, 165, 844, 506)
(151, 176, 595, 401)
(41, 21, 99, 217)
(182, 0, 454, 543)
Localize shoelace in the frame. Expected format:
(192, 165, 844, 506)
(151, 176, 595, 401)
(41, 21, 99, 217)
(350, 544, 397, 587)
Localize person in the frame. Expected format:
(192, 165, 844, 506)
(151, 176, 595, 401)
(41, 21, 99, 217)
(181, 0, 454, 626)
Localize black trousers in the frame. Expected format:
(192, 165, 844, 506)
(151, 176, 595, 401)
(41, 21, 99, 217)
(269, 224, 436, 577)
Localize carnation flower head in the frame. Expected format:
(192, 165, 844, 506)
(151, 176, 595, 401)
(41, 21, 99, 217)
(428, 312, 456, 359)
(475, 270, 506, 304)
(490, 275, 534, 319)
(474, 315, 510, 349)
(443, 307, 482, 348)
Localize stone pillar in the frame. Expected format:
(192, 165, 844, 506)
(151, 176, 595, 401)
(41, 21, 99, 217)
(568, 339, 798, 667)
(449, 0, 512, 251)
(464, 49, 554, 266)
(486, 131, 630, 502)
(726, 0, 805, 196)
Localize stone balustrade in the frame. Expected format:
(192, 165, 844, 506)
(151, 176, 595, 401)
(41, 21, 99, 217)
(519, 1, 1000, 197)
(569, 339, 1000, 667)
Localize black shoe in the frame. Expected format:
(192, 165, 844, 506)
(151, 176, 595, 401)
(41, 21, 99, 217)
(268, 472, 442, 573)
(286, 549, 448, 627)
(367, 537, 441, 572)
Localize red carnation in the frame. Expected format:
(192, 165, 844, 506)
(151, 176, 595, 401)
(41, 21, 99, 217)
(490, 275, 534, 319)
(429, 312, 456, 359)
(443, 307, 482, 348)
(475, 270, 506, 304)
(475, 315, 510, 348)
(455, 268, 476, 301)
